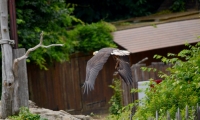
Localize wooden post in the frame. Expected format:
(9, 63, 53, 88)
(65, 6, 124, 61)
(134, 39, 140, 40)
(156, 110, 158, 120)
(0, 0, 15, 118)
(9, 0, 18, 48)
(167, 111, 170, 120)
(12, 48, 29, 114)
(185, 105, 188, 120)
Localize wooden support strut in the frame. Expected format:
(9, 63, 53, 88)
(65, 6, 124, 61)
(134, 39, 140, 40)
(0, 39, 15, 44)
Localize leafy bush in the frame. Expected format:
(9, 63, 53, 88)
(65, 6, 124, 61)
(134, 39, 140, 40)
(15, 1, 117, 69)
(107, 109, 131, 120)
(108, 78, 123, 115)
(170, 0, 186, 12)
(9, 107, 47, 120)
(132, 42, 200, 119)
(107, 42, 200, 119)
(16, 1, 81, 69)
(67, 0, 153, 23)
(107, 77, 136, 120)
(68, 21, 117, 53)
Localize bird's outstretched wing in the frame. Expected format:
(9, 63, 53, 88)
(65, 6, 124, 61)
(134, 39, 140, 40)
(83, 48, 116, 94)
(117, 56, 133, 85)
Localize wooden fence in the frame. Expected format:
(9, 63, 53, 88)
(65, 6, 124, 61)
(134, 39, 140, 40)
(27, 54, 116, 114)
(148, 104, 200, 120)
(27, 52, 172, 115)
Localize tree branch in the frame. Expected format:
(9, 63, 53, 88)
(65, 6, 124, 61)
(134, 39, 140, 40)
(13, 31, 63, 75)
(41, 44, 64, 48)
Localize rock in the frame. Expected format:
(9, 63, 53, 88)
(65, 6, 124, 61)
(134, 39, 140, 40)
(62, 115, 80, 120)
(29, 106, 90, 120)
(30, 108, 51, 114)
(73, 115, 92, 120)
(29, 100, 38, 108)
(60, 110, 71, 115)
(0, 100, 93, 120)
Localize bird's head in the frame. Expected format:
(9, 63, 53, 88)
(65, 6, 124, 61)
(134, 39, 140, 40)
(93, 51, 98, 55)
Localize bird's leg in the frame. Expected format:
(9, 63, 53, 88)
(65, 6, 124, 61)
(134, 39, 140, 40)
(112, 56, 119, 69)
(115, 61, 119, 69)
(115, 57, 120, 69)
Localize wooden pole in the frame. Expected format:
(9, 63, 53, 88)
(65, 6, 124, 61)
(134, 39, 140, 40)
(0, 0, 15, 118)
(9, 0, 18, 48)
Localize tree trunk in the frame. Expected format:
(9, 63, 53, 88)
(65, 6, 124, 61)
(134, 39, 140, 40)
(0, 0, 15, 118)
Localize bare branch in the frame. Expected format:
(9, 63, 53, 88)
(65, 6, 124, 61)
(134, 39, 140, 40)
(41, 44, 64, 48)
(13, 31, 64, 74)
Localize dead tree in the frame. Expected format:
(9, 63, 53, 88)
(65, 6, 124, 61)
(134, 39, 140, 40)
(0, 0, 63, 118)
(0, 0, 15, 117)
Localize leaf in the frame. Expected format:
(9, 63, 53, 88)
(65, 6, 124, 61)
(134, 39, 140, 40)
(153, 54, 162, 59)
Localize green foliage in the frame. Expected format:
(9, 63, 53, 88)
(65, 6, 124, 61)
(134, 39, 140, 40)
(154, 10, 172, 15)
(16, 1, 80, 69)
(66, 0, 154, 23)
(9, 107, 47, 120)
(107, 77, 138, 120)
(107, 42, 200, 119)
(107, 90, 136, 120)
(106, 109, 131, 120)
(132, 42, 200, 119)
(108, 78, 123, 116)
(15, 1, 116, 69)
(65, 0, 189, 23)
(68, 21, 117, 53)
(170, 0, 186, 12)
(107, 79, 142, 120)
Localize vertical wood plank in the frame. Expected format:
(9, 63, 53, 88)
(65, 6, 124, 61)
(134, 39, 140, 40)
(185, 105, 188, 120)
(156, 110, 158, 120)
(167, 111, 170, 120)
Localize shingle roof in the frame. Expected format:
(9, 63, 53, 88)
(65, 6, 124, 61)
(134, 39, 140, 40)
(113, 19, 200, 53)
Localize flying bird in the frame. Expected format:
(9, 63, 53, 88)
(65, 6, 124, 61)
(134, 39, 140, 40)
(82, 48, 133, 94)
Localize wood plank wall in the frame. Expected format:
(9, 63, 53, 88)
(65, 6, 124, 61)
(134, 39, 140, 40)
(27, 54, 116, 114)
(27, 52, 173, 115)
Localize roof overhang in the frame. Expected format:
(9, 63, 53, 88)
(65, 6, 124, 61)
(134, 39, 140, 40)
(113, 19, 200, 53)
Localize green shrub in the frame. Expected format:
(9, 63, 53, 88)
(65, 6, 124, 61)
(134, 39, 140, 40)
(68, 21, 117, 53)
(107, 42, 200, 119)
(16, 1, 117, 69)
(107, 78, 136, 120)
(9, 107, 47, 120)
(170, 0, 185, 12)
(133, 42, 200, 119)
(108, 78, 123, 115)
(16, 1, 80, 69)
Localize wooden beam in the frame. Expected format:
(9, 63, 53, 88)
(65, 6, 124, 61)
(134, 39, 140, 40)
(9, 0, 18, 48)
